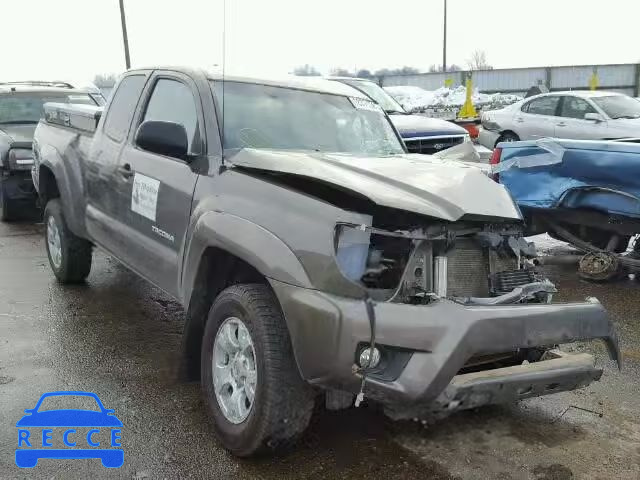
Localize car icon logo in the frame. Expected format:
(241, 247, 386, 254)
(15, 391, 123, 468)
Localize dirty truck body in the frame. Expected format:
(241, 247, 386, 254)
(32, 67, 620, 456)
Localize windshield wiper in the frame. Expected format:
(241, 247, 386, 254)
(0, 120, 38, 125)
(385, 109, 407, 115)
(612, 115, 640, 119)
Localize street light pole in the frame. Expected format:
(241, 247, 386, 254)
(442, 0, 447, 72)
(118, 0, 131, 69)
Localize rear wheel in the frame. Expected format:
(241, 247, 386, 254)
(201, 283, 314, 456)
(44, 199, 92, 283)
(496, 131, 519, 145)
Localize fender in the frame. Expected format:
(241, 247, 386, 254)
(558, 186, 640, 218)
(38, 143, 88, 238)
(180, 210, 313, 307)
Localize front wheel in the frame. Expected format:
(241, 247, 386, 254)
(44, 199, 93, 283)
(201, 283, 315, 457)
(496, 131, 519, 145)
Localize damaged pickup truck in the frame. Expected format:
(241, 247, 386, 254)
(32, 67, 620, 457)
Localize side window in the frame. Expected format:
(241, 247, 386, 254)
(524, 96, 560, 116)
(103, 75, 146, 142)
(142, 79, 200, 154)
(560, 97, 597, 119)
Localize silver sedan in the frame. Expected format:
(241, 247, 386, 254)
(478, 90, 640, 148)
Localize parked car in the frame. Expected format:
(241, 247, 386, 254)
(490, 138, 640, 279)
(33, 67, 620, 456)
(328, 77, 471, 154)
(0, 81, 101, 220)
(479, 91, 640, 149)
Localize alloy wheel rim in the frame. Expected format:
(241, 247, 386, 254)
(47, 216, 62, 269)
(212, 316, 257, 424)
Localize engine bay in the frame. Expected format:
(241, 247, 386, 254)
(335, 221, 554, 305)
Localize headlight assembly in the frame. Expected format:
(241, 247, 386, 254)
(335, 224, 371, 282)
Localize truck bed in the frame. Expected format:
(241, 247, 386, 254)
(33, 103, 101, 238)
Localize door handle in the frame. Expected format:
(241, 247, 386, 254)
(117, 163, 134, 179)
(556, 122, 566, 127)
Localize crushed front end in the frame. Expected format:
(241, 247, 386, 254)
(270, 214, 621, 419)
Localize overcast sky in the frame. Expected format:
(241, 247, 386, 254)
(3, 0, 640, 84)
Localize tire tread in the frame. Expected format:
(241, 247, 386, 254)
(202, 283, 314, 456)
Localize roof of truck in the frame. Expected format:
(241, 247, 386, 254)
(130, 66, 370, 99)
(207, 73, 369, 98)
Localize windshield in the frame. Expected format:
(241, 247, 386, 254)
(0, 92, 96, 124)
(340, 79, 406, 113)
(212, 81, 405, 156)
(592, 95, 640, 119)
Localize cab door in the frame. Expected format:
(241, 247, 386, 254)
(112, 71, 206, 296)
(85, 73, 149, 258)
(555, 96, 609, 140)
(515, 95, 561, 139)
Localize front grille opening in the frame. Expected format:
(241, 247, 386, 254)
(405, 136, 465, 155)
(458, 348, 547, 375)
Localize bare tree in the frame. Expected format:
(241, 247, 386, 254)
(293, 64, 321, 76)
(373, 66, 421, 76)
(93, 73, 118, 87)
(330, 68, 355, 77)
(428, 64, 462, 73)
(466, 50, 493, 71)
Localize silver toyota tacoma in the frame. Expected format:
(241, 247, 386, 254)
(32, 67, 620, 456)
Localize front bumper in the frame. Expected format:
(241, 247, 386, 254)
(270, 279, 620, 412)
(1, 171, 36, 202)
(478, 128, 500, 150)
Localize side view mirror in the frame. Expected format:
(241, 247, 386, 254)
(135, 120, 189, 160)
(585, 112, 604, 122)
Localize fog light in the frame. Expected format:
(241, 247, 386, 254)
(359, 347, 381, 368)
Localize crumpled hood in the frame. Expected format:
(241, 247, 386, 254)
(0, 124, 36, 144)
(227, 148, 522, 221)
(389, 113, 467, 138)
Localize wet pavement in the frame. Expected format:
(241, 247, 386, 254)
(0, 221, 639, 479)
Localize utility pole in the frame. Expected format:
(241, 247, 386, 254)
(442, 0, 447, 72)
(118, 0, 131, 69)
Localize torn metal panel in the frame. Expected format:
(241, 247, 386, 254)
(432, 140, 481, 163)
(491, 138, 565, 174)
(498, 138, 640, 217)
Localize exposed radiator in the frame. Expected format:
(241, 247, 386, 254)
(445, 239, 519, 297)
(446, 239, 490, 297)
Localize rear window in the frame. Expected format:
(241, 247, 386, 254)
(0, 92, 95, 124)
(103, 75, 146, 142)
(523, 96, 560, 116)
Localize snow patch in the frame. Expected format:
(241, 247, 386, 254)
(384, 85, 522, 114)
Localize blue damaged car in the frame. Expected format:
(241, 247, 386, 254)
(15, 391, 123, 468)
(491, 138, 640, 279)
